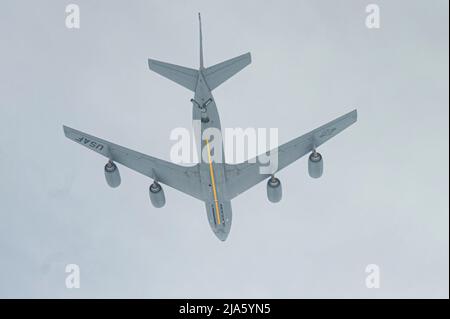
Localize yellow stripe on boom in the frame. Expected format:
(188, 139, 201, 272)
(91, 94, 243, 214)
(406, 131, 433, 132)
(206, 138, 221, 225)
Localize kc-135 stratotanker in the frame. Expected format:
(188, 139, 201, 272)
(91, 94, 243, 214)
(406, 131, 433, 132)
(64, 14, 357, 241)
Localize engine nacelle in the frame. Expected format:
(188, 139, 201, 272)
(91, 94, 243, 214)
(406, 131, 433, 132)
(104, 161, 121, 188)
(149, 182, 166, 208)
(308, 151, 323, 178)
(266, 176, 282, 203)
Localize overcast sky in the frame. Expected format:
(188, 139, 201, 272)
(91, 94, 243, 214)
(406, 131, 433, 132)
(0, 0, 448, 298)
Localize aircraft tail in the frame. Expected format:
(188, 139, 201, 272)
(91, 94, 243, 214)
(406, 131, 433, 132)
(146, 13, 203, 92)
(203, 52, 251, 90)
(200, 12, 251, 90)
(148, 13, 251, 92)
(148, 59, 198, 91)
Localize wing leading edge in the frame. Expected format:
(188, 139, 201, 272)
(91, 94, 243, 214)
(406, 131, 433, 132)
(224, 109, 358, 199)
(63, 126, 204, 201)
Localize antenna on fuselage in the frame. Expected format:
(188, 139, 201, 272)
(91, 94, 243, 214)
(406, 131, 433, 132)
(198, 12, 204, 69)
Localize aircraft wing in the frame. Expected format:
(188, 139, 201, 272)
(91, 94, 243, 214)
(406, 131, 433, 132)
(224, 110, 357, 199)
(63, 126, 204, 201)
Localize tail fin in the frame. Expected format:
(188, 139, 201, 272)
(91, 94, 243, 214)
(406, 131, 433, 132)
(148, 13, 251, 92)
(199, 13, 204, 69)
(204, 52, 251, 90)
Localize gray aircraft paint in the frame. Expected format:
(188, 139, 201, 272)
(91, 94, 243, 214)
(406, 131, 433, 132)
(63, 13, 357, 242)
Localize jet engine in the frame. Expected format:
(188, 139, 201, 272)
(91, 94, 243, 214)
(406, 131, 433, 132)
(104, 161, 121, 188)
(149, 181, 166, 208)
(308, 151, 323, 178)
(266, 176, 282, 203)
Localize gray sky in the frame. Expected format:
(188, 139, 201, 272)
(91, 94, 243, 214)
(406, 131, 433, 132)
(0, 0, 448, 298)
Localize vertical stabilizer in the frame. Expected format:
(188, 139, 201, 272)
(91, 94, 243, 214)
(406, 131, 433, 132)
(198, 13, 204, 69)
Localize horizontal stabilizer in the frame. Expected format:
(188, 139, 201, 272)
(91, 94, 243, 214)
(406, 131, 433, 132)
(148, 59, 199, 91)
(204, 52, 251, 90)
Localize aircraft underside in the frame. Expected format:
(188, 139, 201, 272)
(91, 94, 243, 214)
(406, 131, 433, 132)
(62, 13, 357, 241)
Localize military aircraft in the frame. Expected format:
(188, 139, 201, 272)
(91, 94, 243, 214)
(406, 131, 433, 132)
(63, 14, 357, 241)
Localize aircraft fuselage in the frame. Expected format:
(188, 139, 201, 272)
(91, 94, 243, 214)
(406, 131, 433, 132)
(193, 69, 232, 241)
